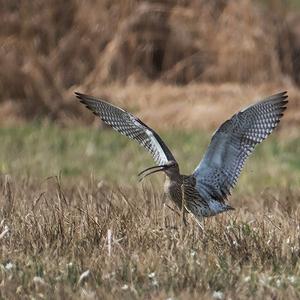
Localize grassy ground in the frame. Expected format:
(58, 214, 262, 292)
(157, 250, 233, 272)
(0, 124, 300, 299)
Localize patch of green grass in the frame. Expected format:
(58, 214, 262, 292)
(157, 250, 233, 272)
(0, 123, 299, 192)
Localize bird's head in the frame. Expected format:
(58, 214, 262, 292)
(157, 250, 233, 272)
(138, 160, 179, 182)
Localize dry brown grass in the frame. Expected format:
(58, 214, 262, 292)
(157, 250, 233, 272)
(1, 174, 300, 299)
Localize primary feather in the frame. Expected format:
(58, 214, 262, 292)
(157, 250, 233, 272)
(75, 92, 176, 166)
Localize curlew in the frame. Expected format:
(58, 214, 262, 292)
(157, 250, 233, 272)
(76, 91, 288, 224)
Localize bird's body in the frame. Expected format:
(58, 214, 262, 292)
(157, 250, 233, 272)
(164, 173, 232, 220)
(76, 91, 288, 222)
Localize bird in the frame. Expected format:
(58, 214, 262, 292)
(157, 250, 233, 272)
(75, 91, 288, 224)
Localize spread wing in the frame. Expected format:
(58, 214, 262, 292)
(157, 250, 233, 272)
(193, 91, 288, 203)
(75, 92, 176, 165)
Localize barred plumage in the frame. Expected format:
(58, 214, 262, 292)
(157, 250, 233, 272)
(193, 91, 288, 205)
(76, 91, 288, 223)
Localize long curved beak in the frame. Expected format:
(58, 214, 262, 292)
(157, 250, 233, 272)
(138, 164, 167, 182)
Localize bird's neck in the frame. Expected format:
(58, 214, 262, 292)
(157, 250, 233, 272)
(164, 170, 181, 181)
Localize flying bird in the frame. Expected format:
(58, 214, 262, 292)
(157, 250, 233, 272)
(76, 91, 288, 223)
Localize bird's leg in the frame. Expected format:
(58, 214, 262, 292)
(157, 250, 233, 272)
(165, 204, 180, 216)
(161, 194, 180, 230)
(163, 194, 184, 228)
(180, 182, 188, 227)
(162, 193, 167, 229)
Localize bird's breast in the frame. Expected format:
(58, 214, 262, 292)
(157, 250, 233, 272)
(164, 177, 183, 209)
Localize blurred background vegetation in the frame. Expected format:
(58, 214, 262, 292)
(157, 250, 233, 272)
(0, 0, 300, 129)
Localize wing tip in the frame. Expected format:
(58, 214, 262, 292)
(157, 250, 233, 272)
(277, 90, 288, 102)
(265, 90, 289, 110)
(74, 91, 88, 104)
(74, 92, 98, 116)
(278, 90, 288, 97)
(74, 91, 83, 99)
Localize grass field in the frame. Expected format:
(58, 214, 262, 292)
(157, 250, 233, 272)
(0, 124, 300, 299)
